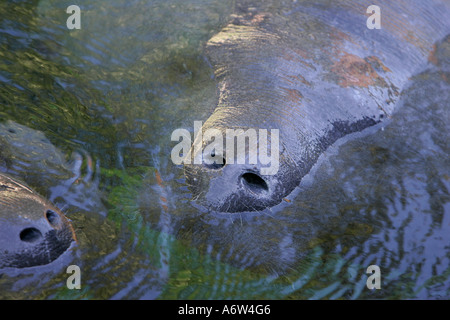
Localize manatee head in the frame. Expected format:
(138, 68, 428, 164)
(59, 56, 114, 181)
(0, 174, 76, 269)
(183, 121, 302, 213)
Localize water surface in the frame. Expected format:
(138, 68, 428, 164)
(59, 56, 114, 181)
(0, 0, 449, 299)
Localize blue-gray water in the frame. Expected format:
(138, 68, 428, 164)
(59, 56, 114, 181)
(0, 0, 449, 299)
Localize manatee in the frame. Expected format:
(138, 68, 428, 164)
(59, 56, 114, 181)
(0, 173, 76, 269)
(0, 120, 106, 216)
(183, 0, 450, 213)
(0, 121, 80, 269)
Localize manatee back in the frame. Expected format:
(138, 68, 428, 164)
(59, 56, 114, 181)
(205, 0, 450, 153)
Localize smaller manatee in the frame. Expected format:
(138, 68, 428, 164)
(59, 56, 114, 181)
(0, 173, 76, 269)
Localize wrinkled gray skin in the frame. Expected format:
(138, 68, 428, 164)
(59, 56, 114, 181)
(0, 173, 75, 269)
(184, 0, 450, 213)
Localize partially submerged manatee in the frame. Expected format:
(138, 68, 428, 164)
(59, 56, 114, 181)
(0, 173, 76, 269)
(184, 0, 450, 213)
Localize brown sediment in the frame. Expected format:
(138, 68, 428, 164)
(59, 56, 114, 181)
(293, 48, 312, 61)
(285, 74, 312, 86)
(331, 27, 359, 48)
(331, 52, 384, 88)
(366, 56, 392, 73)
(283, 49, 315, 70)
(281, 87, 303, 103)
(428, 43, 438, 65)
(154, 169, 171, 214)
(155, 170, 164, 187)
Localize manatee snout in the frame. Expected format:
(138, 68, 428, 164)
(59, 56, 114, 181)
(1, 209, 74, 267)
(0, 174, 76, 269)
(19, 210, 66, 244)
(184, 125, 300, 213)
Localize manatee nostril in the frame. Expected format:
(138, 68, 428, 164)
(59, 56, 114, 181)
(203, 150, 226, 170)
(204, 158, 226, 170)
(46, 210, 61, 227)
(20, 227, 43, 243)
(241, 172, 269, 193)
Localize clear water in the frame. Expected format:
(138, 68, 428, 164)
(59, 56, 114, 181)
(0, 0, 449, 299)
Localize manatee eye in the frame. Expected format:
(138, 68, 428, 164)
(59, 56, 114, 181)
(204, 150, 226, 170)
(241, 172, 268, 193)
(20, 228, 42, 243)
(46, 210, 61, 228)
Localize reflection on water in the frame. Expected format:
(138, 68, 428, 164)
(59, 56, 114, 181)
(0, 0, 449, 299)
